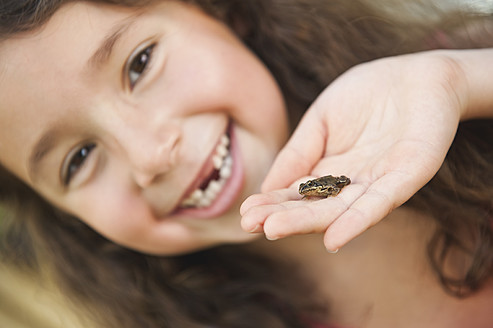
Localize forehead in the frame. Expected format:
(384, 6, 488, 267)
(0, 2, 136, 176)
(0, 2, 134, 82)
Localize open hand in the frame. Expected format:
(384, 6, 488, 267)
(241, 52, 464, 251)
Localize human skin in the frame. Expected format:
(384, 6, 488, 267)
(239, 47, 493, 326)
(1, 1, 493, 326)
(0, 1, 288, 255)
(241, 48, 493, 252)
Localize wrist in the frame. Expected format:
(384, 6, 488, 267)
(437, 48, 493, 120)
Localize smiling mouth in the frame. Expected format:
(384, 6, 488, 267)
(180, 131, 232, 209)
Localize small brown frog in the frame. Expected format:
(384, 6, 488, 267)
(299, 175, 351, 198)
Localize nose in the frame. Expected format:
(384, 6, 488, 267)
(126, 124, 181, 188)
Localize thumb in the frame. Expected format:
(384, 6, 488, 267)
(261, 109, 326, 192)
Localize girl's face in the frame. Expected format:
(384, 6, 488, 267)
(0, 1, 288, 254)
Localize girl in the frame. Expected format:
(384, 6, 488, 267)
(0, 0, 492, 327)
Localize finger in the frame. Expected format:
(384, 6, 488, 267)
(323, 169, 422, 251)
(240, 188, 301, 232)
(240, 187, 301, 215)
(241, 202, 293, 234)
(262, 196, 348, 241)
(261, 110, 326, 192)
(260, 184, 366, 240)
(241, 175, 318, 216)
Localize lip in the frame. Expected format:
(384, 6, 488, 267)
(171, 122, 244, 219)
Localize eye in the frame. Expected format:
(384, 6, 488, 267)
(63, 143, 96, 185)
(127, 44, 155, 89)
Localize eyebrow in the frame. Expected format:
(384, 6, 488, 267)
(87, 15, 139, 68)
(28, 126, 60, 182)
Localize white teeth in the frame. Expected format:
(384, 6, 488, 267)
(212, 155, 223, 169)
(219, 156, 232, 179)
(191, 189, 204, 199)
(220, 135, 229, 147)
(181, 198, 196, 207)
(216, 143, 228, 157)
(180, 133, 233, 208)
(198, 197, 212, 208)
(207, 180, 222, 195)
(212, 136, 229, 169)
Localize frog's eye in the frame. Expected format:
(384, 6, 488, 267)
(337, 176, 351, 187)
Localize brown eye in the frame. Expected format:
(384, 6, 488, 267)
(128, 44, 155, 88)
(64, 143, 96, 185)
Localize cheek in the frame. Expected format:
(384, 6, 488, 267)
(167, 34, 288, 146)
(73, 188, 154, 246)
(69, 187, 208, 255)
(226, 63, 288, 150)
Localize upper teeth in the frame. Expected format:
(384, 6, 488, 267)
(181, 134, 232, 208)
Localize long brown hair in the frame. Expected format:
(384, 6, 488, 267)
(1, 0, 492, 327)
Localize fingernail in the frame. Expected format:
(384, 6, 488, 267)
(327, 248, 339, 254)
(266, 235, 279, 241)
(249, 224, 262, 233)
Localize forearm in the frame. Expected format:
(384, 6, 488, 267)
(441, 48, 493, 120)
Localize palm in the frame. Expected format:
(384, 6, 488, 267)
(241, 54, 461, 251)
